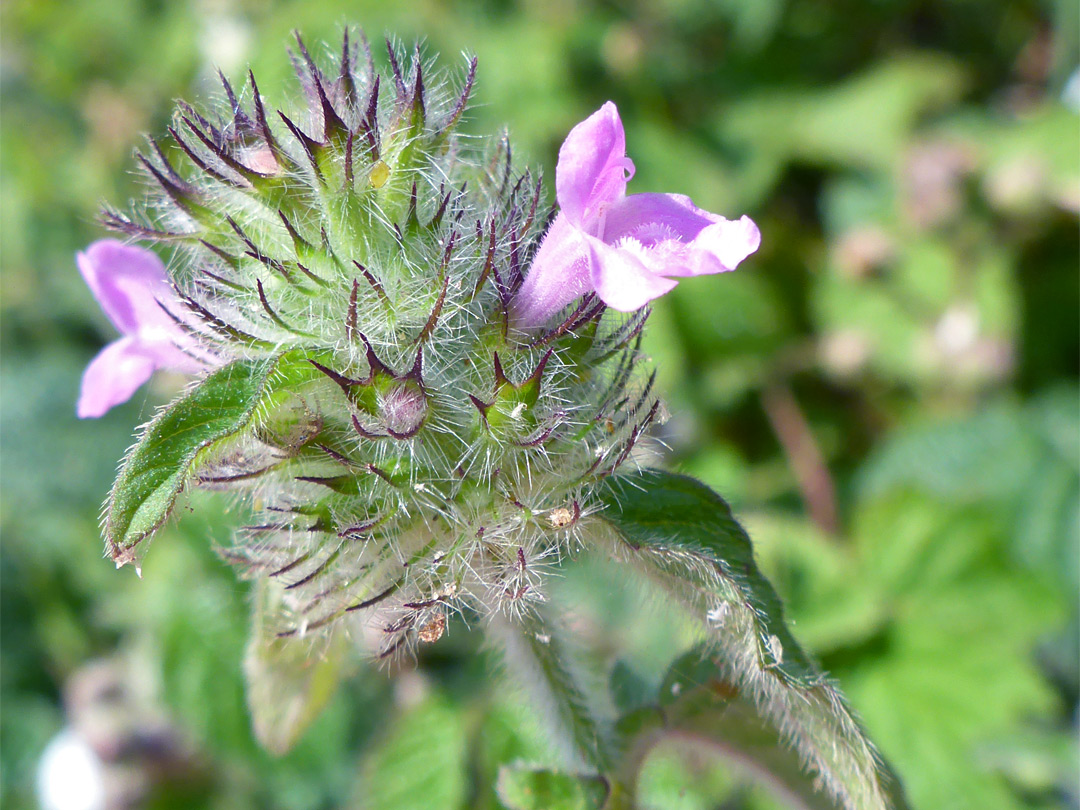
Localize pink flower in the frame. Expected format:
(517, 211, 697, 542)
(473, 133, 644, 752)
(512, 102, 760, 327)
(77, 240, 209, 418)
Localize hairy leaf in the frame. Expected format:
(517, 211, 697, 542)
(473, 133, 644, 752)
(244, 578, 348, 755)
(628, 647, 851, 810)
(596, 470, 908, 810)
(104, 351, 317, 567)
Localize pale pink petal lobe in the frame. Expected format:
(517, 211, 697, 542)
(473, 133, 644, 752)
(78, 240, 175, 335)
(77, 337, 157, 418)
(76, 239, 215, 418)
(556, 102, 634, 227)
(587, 236, 678, 312)
(695, 215, 761, 271)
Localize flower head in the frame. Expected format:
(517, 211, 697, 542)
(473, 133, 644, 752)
(77, 240, 209, 418)
(88, 37, 667, 655)
(512, 102, 761, 327)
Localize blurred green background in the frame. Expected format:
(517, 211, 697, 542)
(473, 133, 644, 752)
(2, 0, 1077, 808)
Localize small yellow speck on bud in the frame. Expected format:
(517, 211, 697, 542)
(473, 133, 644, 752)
(369, 160, 390, 188)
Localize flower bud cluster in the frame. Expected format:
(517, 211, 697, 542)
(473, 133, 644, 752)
(103, 32, 659, 655)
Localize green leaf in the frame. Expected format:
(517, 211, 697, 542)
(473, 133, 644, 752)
(856, 402, 1039, 505)
(104, 351, 317, 567)
(977, 728, 1080, 799)
(244, 577, 349, 755)
(351, 693, 468, 810)
(855, 387, 1079, 595)
(753, 485, 1065, 810)
(470, 698, 557, 810)
(596, 470, 908, 810)
(842, 491, 1064, 810)
(598, 470, 811, 680)
(496, 765, 610, 810)
(739, 514, 885, 654)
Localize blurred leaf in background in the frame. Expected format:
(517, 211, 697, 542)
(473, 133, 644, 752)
(2, 0, 1076, 808)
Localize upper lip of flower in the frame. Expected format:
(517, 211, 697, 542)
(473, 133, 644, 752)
(511, 101, 761, 327)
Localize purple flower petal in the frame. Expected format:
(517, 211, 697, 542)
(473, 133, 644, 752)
(555, 102, 635, 229)
(512, 102, 760, 326)
(586, 235, 678, 312)
(77, 337, 157, 419)
(77, 240, 176, 336)
(76, 239, 214, 417)
(603, 193, 716, 244)
(682, 215, 761, 275)
(510, 214, 592, 328)
(605, 194, 760, 279)
(139, 333, 207, 375)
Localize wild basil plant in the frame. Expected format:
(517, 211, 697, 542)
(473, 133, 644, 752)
(80, 32, 907, 810)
